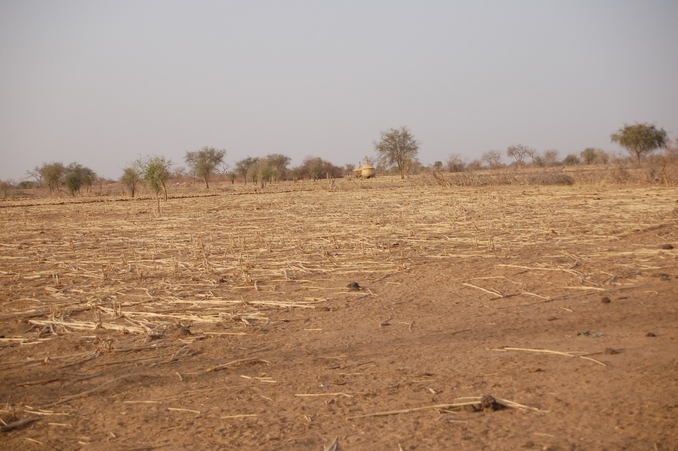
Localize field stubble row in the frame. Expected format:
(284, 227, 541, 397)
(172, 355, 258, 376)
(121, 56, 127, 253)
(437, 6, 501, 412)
(1, 181, 676, 338)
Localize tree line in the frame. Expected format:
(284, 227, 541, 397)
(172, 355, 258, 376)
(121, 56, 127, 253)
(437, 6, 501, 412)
(7, 122, 675, 199)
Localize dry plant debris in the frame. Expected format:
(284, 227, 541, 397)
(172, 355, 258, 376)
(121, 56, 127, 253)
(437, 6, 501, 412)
(1, 181, 677, 449)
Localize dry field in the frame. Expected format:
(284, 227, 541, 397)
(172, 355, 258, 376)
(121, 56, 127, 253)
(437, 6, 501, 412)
(1, 177, 677, 450)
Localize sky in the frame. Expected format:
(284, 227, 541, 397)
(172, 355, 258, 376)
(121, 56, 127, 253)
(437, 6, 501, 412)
(1, 0, 677, 181)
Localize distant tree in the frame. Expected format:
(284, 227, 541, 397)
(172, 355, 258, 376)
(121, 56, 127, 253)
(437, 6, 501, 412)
(17, 181, 37, 189)
(531, 154, 545, 167)
(298, 156, 343, 180)
(264, 154, 291, 182)
(506, 144, 535, 166)
(446, 154, 466, 172)
(611, 123, 668, 164)
(184, 147, 226, 189)
(259, 163, 273, 188)
(307, 157, 324, 180)
(467, 159, 483, 171)
(580, 148, 609, 165)
(172, 166, 188, 179)
(289, 167, 301, 181)
(374, 126, 419, 179)
(580, 148, 598, 165)
(138, 156, 172, 211)
(227, 171, 237, 184)
(563, 153, 580, 166)
(64, 163, 96, 196)
(39, 162, 66, 194)
(481, 150, 503, 169)
(0, 180, 14, 199)
(666, 137, 678, 162)
(25, 166, 43, 188)
(235, 157, 259, 185)
(595, 149, 610, 164)
(248, 160, 262, 185)
(120, 165, 142, 198)
(543, 149, 560, 166)
(344, 163, 356, 176)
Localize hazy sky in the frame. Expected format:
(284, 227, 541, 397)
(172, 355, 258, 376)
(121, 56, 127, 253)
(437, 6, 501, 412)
(1, 0, 677, 181)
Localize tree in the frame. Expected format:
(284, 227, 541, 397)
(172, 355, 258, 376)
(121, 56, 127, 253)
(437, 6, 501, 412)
(481, 150, 503, 169)
(235, 157, 259, 184)
(64, 163, 96, 196)
(446, 154, 466, 172)
(580, 148, 598, 165)
(264, 154, 292, 182)
(0, 180, 14, 199)
(25, 166, 43, 187)
(39, 162, 66, 194)
(610, 123, 668, 164)
(297, 156, 343, 180)
(563, 153, 580, 166)
(227, 171, 237, 184)
(374, 126, 419, 179)
(506, 144, 535, 166)
(120, 165, 142, 198)
(184, 147, 226, 189)
(580, 148, 609, 165)
(138, 156, 172, 211)
(543, 149, 560, 166)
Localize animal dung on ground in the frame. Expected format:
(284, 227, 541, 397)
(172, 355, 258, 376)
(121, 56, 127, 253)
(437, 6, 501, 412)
(646, 332, 657, 337)
(480, 395, 499, 411)
(660, 244, 674, 250)
(347, 281, 361, 291)
(601, 296, 612, 304)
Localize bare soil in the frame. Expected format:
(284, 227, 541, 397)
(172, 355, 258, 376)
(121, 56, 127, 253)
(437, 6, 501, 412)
(1, 180, 677, 450)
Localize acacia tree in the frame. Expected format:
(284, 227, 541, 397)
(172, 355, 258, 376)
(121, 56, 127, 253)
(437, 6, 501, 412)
(235, 157, 259, 184)
(184, 147, 226, 189)
(543, 149, 560, 166)
(374, 126, 419, 179)
(120, 165, 142, 198)
(611, 123, 668, 163)
(481, 150, 503, 169)
(39, 162, 66, 194)
(138, 156, 172, 212)
(507, 144, 535, 166)
(264, 154, 291, 182)
(26, 166, 43, 187)
(64, 163, 96, 196)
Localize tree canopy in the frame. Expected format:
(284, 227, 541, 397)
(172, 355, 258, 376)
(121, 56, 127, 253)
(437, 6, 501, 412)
(611, 123, 668, 163)
(137, 156, 172, 211)
(120, 165, 142, 198)
(506, 144, 535, 165)
(64, 163, 96, 196)
(184, 147, 226, 188)
(39, 162, 66, 193)
(374, 126, 419, 179)
(235, 157, 259, 184)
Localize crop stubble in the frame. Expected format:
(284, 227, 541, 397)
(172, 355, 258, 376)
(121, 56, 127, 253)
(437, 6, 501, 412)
(1, 180, 677, 449)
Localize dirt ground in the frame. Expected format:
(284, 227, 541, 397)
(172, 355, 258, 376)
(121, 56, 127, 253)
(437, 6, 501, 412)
(1, 180, 677, 450)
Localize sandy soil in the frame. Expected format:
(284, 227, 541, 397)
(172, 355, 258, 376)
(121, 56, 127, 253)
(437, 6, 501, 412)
(1, 180, 677, 450)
